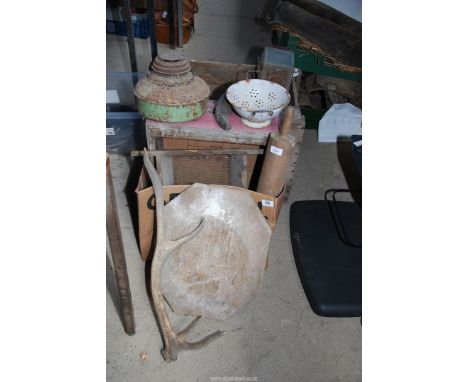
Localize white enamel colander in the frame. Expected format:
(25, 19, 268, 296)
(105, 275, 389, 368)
(226, 79, 290, 128)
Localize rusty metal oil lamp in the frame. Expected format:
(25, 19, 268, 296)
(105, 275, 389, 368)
(134, 50, 210, 122)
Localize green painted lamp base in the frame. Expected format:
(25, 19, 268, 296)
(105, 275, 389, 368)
(137, 99, 208, 122)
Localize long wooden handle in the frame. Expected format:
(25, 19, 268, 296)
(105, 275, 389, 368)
(106, 157, 136, 335)
(132, 149, 264, 157)
(280, 107, 294, 138)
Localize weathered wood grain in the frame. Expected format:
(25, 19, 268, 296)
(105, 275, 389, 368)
(106, 157, 136, 335)
(284, 107, 306, 198)
(190, 60, 256, 99)
(131, 149, 264, 157)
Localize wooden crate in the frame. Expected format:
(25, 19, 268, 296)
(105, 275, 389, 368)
(162, 138, 259, 186)
(145, 60, 305, 197)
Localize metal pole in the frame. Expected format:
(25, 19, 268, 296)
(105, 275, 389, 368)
(146, 0, 158, 61)
(122, 0, 138, 73)
(169, 0, 177, 49)
(177, 0, 183, 48)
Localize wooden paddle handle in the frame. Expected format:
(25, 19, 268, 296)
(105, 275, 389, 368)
(280, 107, 294, 138)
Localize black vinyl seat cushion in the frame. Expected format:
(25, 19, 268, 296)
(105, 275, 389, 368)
(290, 200, 362, 317)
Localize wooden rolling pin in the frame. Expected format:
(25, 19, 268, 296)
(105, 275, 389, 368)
(257, 107, 296, 197)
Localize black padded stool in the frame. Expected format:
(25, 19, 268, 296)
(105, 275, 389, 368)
(290, 197, 362, 317)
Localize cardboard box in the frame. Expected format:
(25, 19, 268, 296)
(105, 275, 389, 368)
(135, 168, 285, 261)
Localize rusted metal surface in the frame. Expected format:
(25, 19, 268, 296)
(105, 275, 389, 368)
(135, 75, 209, 106)
(151, 51, 191, 75)
(134, 51, 210, 121)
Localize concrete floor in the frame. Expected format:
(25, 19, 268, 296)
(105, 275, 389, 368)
(107, 1, 361, 380)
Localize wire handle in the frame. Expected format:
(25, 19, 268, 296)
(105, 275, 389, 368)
(251, 109, 274, 116)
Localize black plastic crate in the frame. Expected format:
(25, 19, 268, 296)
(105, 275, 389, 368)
(106, 72, 146, 153)
(106, 112, 146, 154)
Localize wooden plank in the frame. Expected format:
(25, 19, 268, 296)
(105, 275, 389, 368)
(229, 154, 249, 188)
(131, 149, 264, 157)
(241, 155, 249, 188)
(258, 52, 294, 91)
(155, 155, 174, 185)
(149, 127, 270, 145)
(146, 127, 158, 151)
(162, 138, 188, 150)
(106, 157, 135, 335)
(190, 60, 256, 100)
(283, 107, 305, 199)
(291, 73, 300, 107)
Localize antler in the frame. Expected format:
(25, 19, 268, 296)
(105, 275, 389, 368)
(143, 149, 225, 362)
